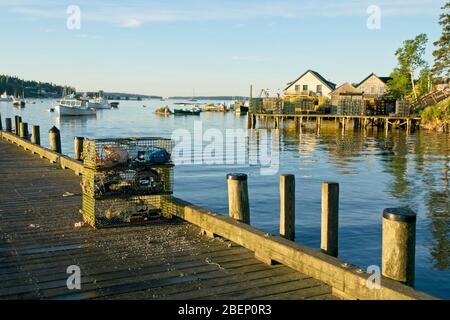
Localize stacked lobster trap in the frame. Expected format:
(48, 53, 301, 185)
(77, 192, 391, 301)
(81, 137, 174, 228)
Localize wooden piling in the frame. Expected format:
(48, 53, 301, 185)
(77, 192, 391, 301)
(32, 125, 40, 145)
(74, 137, 84, 161)
(0, 112, 2, 131)
(321, 182, 339, 257)
(246, 113, 251, 129)
(227, 173, 250, 224)
(382, 208, 416, 287)
(19, 122, 28, 140)
(48, 126, 61, 153)
(280, 174, 295, 241)
(5, 118, 12, 132)
(14, 116, 22, 135)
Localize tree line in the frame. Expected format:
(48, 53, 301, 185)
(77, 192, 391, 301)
(0, 75, 73, 98)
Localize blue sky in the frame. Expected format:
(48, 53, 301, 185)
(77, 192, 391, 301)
(0, 0, 446, 96)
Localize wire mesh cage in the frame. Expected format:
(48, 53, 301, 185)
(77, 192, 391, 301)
(81, 167, 173, 199)
(83, 137, 174, 171)
(82, 194, 170, 228)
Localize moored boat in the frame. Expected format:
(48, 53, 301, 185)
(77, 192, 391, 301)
(174, 105, 201, 115)
(13, 97, 26, 108)
(0, 91, 11, 102)
(56, 98, 96, 116)
(110, 101, 119, 108)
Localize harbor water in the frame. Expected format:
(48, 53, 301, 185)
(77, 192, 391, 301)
(1, 99, 449, 299)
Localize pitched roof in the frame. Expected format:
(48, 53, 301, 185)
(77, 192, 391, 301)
(285, 70, 336, 91)
(330, 82, 361, 95)
(356, 73, 392, 87)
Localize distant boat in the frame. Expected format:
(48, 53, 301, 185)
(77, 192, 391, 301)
(89, 92, 111, 109)
(174, 104, 201, 115)
(56, 97, 96, 116)
(13, 97, 26, 108)
(234, 101, 248, 115)
(110, 102, 119, 108)
(0, 91, 11, 101)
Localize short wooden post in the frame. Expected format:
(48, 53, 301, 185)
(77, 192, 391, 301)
(32, 125, 40, 145)
(321, 182, 339, 257)
(15, 116, 21, 135)
(382, 208, 416, 287)
(227, 173, 250, 224)
(246, 113, 252, 129)
(74, 136, 84, 161)
(49, 126, 61, 153)
(280, 174, 295, 241)
(19, 122, 28, 139)
(0, 112, 2, 131)
(5, 118, 12, 132)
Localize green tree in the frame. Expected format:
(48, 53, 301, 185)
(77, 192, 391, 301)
(418, 65, 432, 96)
(386, 67, 412, 99)
(395, 33, 428, 100)
(432, 2, 450, 78)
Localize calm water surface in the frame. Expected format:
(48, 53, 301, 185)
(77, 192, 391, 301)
(1, 99, 449, 299)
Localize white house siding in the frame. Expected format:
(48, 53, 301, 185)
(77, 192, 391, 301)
(284, 71, 334, 97)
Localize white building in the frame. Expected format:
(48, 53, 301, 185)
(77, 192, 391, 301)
(284, 70, 336, 98)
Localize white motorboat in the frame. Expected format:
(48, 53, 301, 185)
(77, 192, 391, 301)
(0, 91, 11, 101)
(89, 92, 111, 109)
(56, 98, 96, 116)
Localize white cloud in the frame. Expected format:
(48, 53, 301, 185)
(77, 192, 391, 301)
(122, 19, 143, 28)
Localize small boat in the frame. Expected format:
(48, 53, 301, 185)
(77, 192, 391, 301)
(234, 102, 249, 115)
(56, 98, 96, 116)
(89, 92, 111, 109)
(174, 105, 201, 115)
(13, 97, 26, 108)
(45, 108, 55, 113)
(110, 102, 119, 108)
(0, 91, 11, 102)
(154, 105, 173, 115)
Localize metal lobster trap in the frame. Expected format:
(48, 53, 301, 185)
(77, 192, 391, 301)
(83, 137, 174, 171)
(81, 166, 173, 199)
(82, 194, 171, 228)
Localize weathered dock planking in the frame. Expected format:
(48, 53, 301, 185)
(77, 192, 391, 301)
(0, 139, 336, 300)
(0, 122, 438, 300)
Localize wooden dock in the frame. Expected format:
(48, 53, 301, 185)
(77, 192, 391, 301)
(248, 113, 421, 132)
(0, 120, 438, 300)
(0, 139, 336, 300)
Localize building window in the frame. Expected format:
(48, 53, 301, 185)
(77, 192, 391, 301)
(380, 86, 384, 95)
(360, 86, 365, 93)
(316, 85, 322, 93)
(303, 85, 308, 92)
(295, 85, 300, 92)
(370, 86, 375, 94)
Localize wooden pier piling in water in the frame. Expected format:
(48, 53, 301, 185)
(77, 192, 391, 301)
(321, 182, 339, 257)
(31, 125, 40, 145)
(227, 173, 250, 224)
(49, 126, 61, 153)
(382, 208, 417, 287)
(280, 174, 295, 241)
